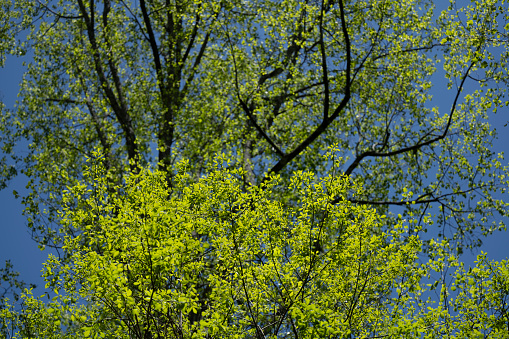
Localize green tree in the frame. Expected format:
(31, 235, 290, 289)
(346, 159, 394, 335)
(0, 0, 507, 251)
(0, 0, 509, 336)
(1, 154, 508, 338)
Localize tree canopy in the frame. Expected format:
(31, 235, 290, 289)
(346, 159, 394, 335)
(0, 0, 506, 250)
(1, 154, 509, 338)
(0, 0, 508, 337)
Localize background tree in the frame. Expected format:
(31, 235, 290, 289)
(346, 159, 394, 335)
(1, 0, 507, 253)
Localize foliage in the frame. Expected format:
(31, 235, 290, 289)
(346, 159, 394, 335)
(0, 155, 507, 338)
(0, 261, 34, 303)
(0, 0, 507, 252)
(0, 261, 35, 337)
(0, 0, 508, 337)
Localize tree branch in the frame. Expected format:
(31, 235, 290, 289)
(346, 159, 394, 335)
(35, 0, 83, 19)
(344, 60, 475, 176)
(319, 0, 330, 121)
(226, 32, 286, 159)
(333, 185, 487, 206)
(181, 12, 200, 66)
(265, 0, 352, 179)
(77, 0, 138, 165)
(139, 0, 162, 73)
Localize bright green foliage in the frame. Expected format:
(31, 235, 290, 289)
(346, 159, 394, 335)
(0, 0, 509, 337)
(447, 253, 509, 338)
(2, 155, 509, 338)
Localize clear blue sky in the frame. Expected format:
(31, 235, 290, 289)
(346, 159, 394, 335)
(0, 38, 508, 294)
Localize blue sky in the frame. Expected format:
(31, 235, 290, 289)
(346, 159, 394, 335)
(0, 33, 508, 295)
(0, 53, 53, 291)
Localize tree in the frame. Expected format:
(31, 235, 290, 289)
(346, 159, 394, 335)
(0, 0, 508, 336)
(0, 0, 507, 251)
(1, 154, 509, 338)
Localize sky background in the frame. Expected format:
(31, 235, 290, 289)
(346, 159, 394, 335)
(0, 21, 508, 294)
